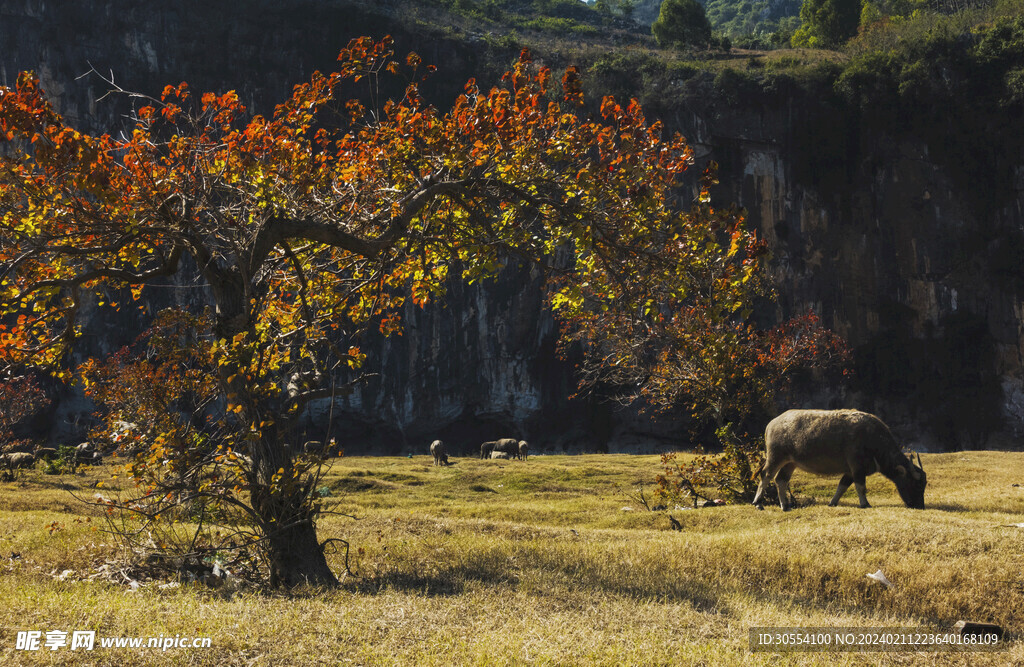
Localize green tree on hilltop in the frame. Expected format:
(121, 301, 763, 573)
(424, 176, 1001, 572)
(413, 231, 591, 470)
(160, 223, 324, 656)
(652, 0, 712, 48)
(791, 0, 860, 48)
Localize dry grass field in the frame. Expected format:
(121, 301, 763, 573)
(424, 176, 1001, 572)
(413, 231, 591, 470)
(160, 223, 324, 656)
(0, 451, 1021, 665)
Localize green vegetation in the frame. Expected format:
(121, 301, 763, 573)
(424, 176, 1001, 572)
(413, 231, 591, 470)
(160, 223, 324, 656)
(425, 0, 626, 35)
(634, 0, 802, 47)
(1, 453, 1021, 664)
(791, 0, 862, 47)
(835, 8, 1024, 214)
(572, 2, 1024, 226)
(652, 0, 714, 47)
(705, 0, 802, 46)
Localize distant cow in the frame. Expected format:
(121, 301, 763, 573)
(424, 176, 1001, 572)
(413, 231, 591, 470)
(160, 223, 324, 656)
(752, 409, 927, 511)
(430, 440, 449, 466)
(493, 438, 519, 458)
(490, 451, 510, 460)
(4, 452, 35, 469)
(74, 443, 95, 464)
(480, 441, 497, 459)
(518, 440, 529, 461)
(303, 440, 324, 456)
(33, 447, 57, 461)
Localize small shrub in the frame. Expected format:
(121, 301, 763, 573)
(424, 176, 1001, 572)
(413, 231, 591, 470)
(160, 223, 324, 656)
(42, 446, 77, 475)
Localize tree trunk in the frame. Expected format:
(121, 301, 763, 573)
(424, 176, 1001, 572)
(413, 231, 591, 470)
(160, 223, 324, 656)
(210, 273, 338, 587)
(247, 423, 339, 588)
(265, 518, 339, 588)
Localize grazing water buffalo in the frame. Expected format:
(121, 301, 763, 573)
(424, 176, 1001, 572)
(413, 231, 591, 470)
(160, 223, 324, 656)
(481, 438, 520, 459)
(430, 440, 449, 466)
(4, 452, 36, 468)
(82, 451, 103, 464)
(753, 409, 927, 511)
(518, 440, 529, 461)
(493, 438, 519, 458)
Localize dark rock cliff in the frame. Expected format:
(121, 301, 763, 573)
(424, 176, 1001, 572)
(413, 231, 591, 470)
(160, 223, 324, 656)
(671, 86, 1024, 451)
(2, 0, 1022, 452)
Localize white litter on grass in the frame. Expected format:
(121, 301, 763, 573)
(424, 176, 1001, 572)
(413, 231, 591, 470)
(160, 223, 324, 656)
(866, 569, 893, 588)
(620, 507, 634, 511)
(1001, 523, 1024, 528)
(127, 580, 140, 592)
(54, 569, 74, 581)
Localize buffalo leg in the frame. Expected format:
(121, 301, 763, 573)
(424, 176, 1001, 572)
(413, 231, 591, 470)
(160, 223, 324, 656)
(830, 474, 853, 506)
(774, 463, 797, 511)
(752, 460, 783, 508)
(852, 471, 871, 508)
(752, 463, 769, 507)
(753, 458, 797, 510)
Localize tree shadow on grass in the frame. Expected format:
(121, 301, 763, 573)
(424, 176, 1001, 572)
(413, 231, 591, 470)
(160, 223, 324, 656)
(341, 563, 524, 597)
(364, 560, 722, 612)
(346, 572, 470, 596)
(589, 576, 724, 614)
(339, 567, 725, 613)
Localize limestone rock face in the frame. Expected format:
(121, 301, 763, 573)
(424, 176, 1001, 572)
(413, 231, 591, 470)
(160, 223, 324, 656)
(3, 1, 1022, 451)
(678, 101, 1024, 451)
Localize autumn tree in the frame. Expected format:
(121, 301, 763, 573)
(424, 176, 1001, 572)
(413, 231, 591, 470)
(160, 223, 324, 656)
(0, 37, 753, 586)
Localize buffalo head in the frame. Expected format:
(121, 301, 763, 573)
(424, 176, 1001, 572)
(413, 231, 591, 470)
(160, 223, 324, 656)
(893, 454, 926, 509)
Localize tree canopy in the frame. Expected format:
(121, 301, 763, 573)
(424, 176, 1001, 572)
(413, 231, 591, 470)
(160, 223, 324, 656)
(0, 36, 761, 586)
(652, 0, 713, 48)
(790, 0, 861, 48)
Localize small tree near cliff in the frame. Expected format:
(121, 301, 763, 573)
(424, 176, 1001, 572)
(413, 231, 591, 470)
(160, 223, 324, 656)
(653, 311, 849, 504)
(561, 165, 850, 503)
(0, 372, 49, 454)
(791, 0, 861, 48)
(0, 37, 758, 586)
(652, 0, 713, 49)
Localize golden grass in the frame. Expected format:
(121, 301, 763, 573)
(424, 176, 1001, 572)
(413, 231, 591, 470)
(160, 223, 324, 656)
(0, 452, 1021, 665)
